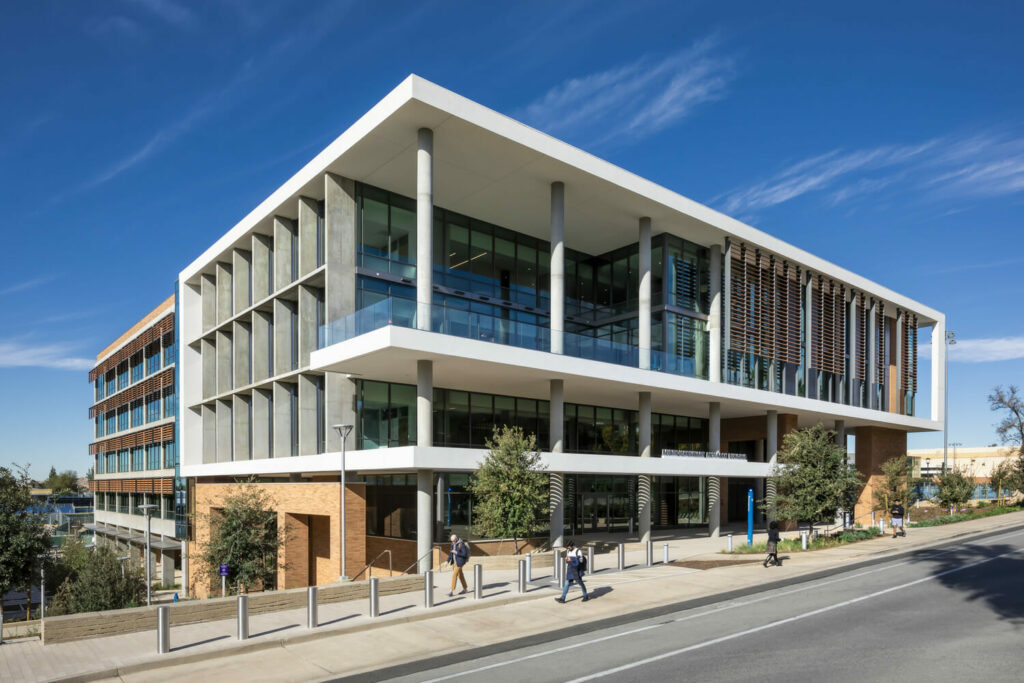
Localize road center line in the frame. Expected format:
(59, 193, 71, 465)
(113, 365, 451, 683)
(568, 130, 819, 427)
(565, 545, 1023, 683)
(414, 529, 1024, 683)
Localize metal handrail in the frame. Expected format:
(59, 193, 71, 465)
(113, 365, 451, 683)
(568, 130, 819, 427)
(402, 547, 439, 575)
(351, 549, 392, 581)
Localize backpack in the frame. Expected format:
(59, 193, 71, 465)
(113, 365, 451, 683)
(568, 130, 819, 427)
(457, 540, 470, 561)
(576, 550, 587, 574)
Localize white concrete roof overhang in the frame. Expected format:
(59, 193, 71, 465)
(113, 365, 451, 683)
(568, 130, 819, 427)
(180, 446, 769, 479)
(179, 75, 942, 326)
(310, 326, 942, 434)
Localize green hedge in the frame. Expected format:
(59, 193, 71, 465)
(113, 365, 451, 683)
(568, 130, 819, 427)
(727, 526, 882, 554)
(908, 504, 1023, 528)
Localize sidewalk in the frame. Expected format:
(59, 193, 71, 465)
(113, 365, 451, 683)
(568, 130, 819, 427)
(4, 511, 1023, 683)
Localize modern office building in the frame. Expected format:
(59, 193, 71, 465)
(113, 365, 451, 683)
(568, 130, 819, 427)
(908, 446, 1020, 501)
(89, 296, 185, 588)
(178, 75, 944, 594)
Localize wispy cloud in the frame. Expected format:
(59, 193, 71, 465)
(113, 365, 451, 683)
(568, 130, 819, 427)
(124, 0, 195, 28)
(715, 129, 1024, 215)
(0, 340, 93, 371)
(87, 15, 144, 41)
(519, 35, 735, 147)
(920, 336, 1024, 363)
(0, 276, 54, 296)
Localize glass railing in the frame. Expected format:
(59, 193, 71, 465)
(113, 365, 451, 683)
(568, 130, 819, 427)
(318, 297, 706, 379)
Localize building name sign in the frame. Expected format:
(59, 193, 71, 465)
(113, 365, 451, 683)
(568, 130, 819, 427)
(662, 449, 748, 461)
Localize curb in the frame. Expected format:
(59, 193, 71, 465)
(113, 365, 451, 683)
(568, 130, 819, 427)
(41, 513, 1024, 683)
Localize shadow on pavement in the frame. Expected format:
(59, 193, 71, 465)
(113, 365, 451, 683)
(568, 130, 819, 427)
(320, 613, 357, 627)
(586, 586, 613, 600)
(383, 604, 414, 616)
(252, 623, 298, 638)
(928, 542, 1024, 624)
(171, 634, 229, 652)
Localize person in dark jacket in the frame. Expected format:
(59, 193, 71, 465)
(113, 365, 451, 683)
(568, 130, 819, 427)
(446, 534, 470, 596)
(890, 501, 906, 538)
(555, 540, 589, 603)
(763, 521, 781, 567)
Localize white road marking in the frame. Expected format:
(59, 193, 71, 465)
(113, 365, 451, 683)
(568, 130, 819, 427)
(566, 545, 1023, 682)
(413, 529, 1024, 683)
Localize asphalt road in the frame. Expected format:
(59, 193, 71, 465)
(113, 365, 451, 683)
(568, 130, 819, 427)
(360, 527, 1024, 683)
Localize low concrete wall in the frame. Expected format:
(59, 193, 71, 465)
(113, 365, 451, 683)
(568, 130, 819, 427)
(42, 575, 421, 645)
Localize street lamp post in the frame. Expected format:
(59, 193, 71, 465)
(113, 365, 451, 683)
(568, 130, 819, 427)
(333, 424, 354, 581)
(943, 331, 956, 474)
(138, 503, 157, 606)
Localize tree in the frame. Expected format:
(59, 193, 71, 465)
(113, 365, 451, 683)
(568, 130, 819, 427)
(988, 385, 1024, 456)
(989, 459, 1015, 507)
(199, 480, 281, 593)
(48, 542, 145, 615)
(873, 455, 913, 513)
(0, 465, 51, 622)
(765, 423, 863, 533)
(468, 426, 549, 555)
(933, 466, 975, 510)
(44, 469, 80, 494)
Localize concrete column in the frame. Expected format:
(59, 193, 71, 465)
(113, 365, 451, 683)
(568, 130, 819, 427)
(638, 391, 652, 542)
(417, 360, 433, 448)
(201, 337, 216, 399)
(436, 472, 446, 540)
(766, 410, 778, 522)
(216, 399, 232, 462)
(252, 310, 272, 383)
(216, 329, 232, 394)
(201, 272, 217, 331)
(834, 420, 846, 449)
(638, 217, 652, 370)
(417, 128, 433, 332)
(298, 196, 320, 278)
(232, 321, 251, 388)
(324, 173, 357, 453)
(549, 378, 565, 546)
(252, 233, 272, 301)
(273, 216, 295, 291)
(931, 318, 946, 423)
(232, 394, 251, 461)
(181, 539, 189, 596)
(149, 548, 160, 586)
(161, 548, 175, 586)
(251, 388, 272, 459)
(297, 285, 318, 368)
(755, 439, 766, 524)
(417, 470, 433, 573)
(216, 261, 233, 323)
(708, 401, 721, 538)
(273, 382, 292, 458)
(298, 374, 318, 456)
(232, 248, 252, 312)
(202, 403, 216, 464)
(549, 473, 564, 548)
(273, 298, 294, 376)
(550, 181, 565, 355)
(708, 243, 722, 382)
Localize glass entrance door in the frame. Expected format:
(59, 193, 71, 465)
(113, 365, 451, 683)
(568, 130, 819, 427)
(582, 493, 608, 532)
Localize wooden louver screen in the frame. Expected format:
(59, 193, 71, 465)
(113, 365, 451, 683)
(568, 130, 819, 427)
(900, 312, 918, 395)
(728, 245, 802, 366)
(89, 314, 174, 382)
(89, 368, 174, 418)
(93, 477, 174, 494)
(854, 291, 867, 380)
(88, 423, 174, 455)
(809, 276, 846, 376)
(875, 301, 886, 383)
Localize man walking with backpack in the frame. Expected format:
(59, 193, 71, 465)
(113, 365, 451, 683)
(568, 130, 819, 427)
(446, 534, 470, 596)
(890, 500, 906, 539)
(555, 540, 589, 603)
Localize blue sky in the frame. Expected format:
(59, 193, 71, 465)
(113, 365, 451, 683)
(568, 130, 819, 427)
(2, 1, 1023, 479)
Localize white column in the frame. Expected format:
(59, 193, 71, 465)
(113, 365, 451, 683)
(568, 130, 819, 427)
(417, 360, 432, 448)
(417, 128, 433, 332)
(709, 243, 722, 382)
(160, 547, 175, 586)
(550, 182, 565, 355)
(417, 470, 433, 573)
(766, 410, 778, 522)
(638, 391, 652, 542)
(708, 401, 721, 538)
(181, 539, 189, 597)
(549, 379, 564, 547)
(638, 217, 652, 371)
(834, 420, 846, 448)
(931, 319, 946, 423)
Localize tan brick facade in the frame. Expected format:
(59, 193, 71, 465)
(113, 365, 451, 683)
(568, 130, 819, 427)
(854, 426, 907, 522)
(190, 480, 366, 598)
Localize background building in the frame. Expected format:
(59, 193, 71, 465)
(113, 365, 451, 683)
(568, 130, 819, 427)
(88, 296, 184, 588)
(177, 76, 945, 595)
(909, 445, 1020, 501)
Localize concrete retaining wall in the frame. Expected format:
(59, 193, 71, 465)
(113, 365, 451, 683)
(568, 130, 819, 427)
(41, 575, 420, 644)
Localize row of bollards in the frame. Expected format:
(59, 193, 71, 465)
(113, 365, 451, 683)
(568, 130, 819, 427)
(155, 542, 677, 654)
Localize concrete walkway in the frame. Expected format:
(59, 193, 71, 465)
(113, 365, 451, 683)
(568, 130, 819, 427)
(3, 512, 1023, 683)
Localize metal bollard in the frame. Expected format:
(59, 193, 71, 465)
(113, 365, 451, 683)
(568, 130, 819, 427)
(306, 586, 318, 629)
(727, 533, 733, 553)
(526, 552, 533, 582)
(424, 570, 434, 608)
(646, 540, 653, 567)
(554, 549, 564, 586)
(880, 519, 885, 534)
(617, 543, 625, 572)
(236, 595, 249, 640)
(663, 542, 669, 565)
(517, 560, 526, 594)
(0, 611, 4, 645)
(801, 530, 808, 550)
(587, 546, 595, 574)
(473, 564, 483, 600)
(369, 578, 380, 618)
(157, 605, 170, 654)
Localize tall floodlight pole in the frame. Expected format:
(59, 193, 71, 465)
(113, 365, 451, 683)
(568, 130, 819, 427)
(333, 424, 354, 581)
(943, 330, 956, 474)
(138, 503, 157, 605)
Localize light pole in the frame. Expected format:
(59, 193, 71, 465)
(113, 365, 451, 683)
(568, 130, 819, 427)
(138, 503, 157, 606)
(943, 330, 956, 474)
(333, 424, 354, 581)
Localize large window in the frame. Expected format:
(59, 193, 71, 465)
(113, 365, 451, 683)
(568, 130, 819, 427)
(117, 361, 129, 390)
(118, 450, 129, 472)
(146, 392, 161, 422)
(163, 331, 176, 367)
(105, 411, 116, 434)
(106, 452, 116, 473)
(117, 406, 129, 432)
(130, 351, 143, 383)
(361, 474, 417, 539)
(146, 342, 161, 375)
(356, 185, 417, 278)
(95, 416, 104, 438)
(163, 440, 177, 469)
(163, 385, 176, 418)
(131, 447, 144, 471)
(147, 443, 161, 470)
(95, 377, 104, 401)
(131, 399, 144, 427)
(96, 453, 105, 474)
(105, 370, 116, 397)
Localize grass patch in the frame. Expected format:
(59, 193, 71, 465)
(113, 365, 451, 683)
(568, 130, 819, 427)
(908, 504, 1023, 528)
(726, 527, 882, 554)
